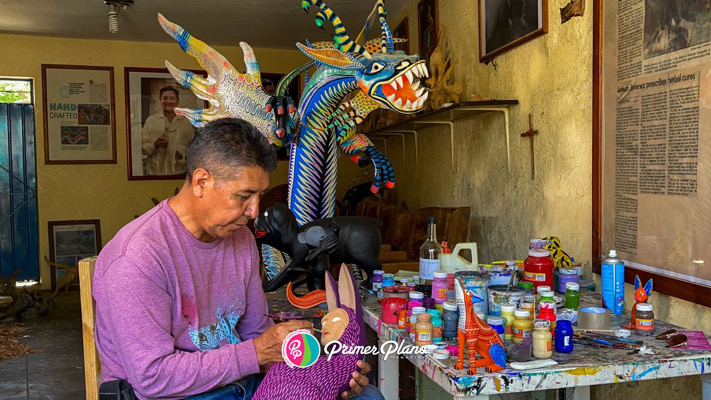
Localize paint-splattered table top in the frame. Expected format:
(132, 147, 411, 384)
(360, 292, 711, 397)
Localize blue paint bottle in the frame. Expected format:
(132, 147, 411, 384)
(554, 320, 574, 353)
(601, 250, 625, 315)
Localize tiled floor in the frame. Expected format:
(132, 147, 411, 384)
(0, 292, 85, 400)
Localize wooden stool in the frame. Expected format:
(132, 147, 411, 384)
(78, 257, 101, 400)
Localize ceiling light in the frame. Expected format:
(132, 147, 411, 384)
(104, 0, 134, 34)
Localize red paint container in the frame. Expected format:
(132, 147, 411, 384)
(523, 250, 554, 290)
(381, 297, 408, 325)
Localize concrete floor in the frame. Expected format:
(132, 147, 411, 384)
(0, 291, 85, 400)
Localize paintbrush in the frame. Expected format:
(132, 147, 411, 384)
(264, 314, 322, 332)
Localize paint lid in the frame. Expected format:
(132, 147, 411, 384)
(421, 344, 438, 353)
(518, 281, 534, 290)
(540, 290, 555, 298)
(412, 306, 426, 314)
(609, 249, 618, 258)
(537, 286, 552, 294)
(433, 349, 450, 360)
(445, 345, 458, 356)
(442, 301, 458, 311)
(514, 310, 531, 318)
(528, 249, 551, 257)
(374, 270, 385, 276)
(409, 291, 424, 300)
(524, 295, 536, 303)
(533, 319, 550, 329)
(566, 282, 580, 291)
(615, 329, 632, 338)
(506, 260, 517, 266)
(501, 304, 517, 313)
(637, 304, 653, 312)
(434, 270, 448, 279)
(559, 268, 577, 275)
(487, 316, 504, 326)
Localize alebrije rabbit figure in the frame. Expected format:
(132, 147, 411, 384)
(624, 275, 653, 329)
(252, 264, 365, 400)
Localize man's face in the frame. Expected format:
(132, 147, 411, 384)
(160, 91, 179, 112)
(199, 165, 269, 239)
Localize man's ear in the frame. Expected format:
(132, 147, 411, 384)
(192, 168, 210, 197)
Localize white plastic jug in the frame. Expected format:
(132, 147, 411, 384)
(439, 242, 478, 273)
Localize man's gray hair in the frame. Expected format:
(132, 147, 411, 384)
(186, 118, 277, 183)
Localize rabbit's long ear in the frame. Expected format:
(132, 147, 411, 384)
(325, 271, 340, 312)
(338, 264, 359, 312)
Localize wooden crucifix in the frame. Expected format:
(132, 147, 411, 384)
(520, 114, 539, 180)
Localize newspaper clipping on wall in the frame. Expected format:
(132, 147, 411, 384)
(602, 0, 711, 285)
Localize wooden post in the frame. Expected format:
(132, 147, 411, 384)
(79, 257, 100, 400)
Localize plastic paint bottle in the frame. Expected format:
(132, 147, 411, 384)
(512, 310, 532, 344)
(415, 313, 434, 346)
(565, 282, 580, 310)
(410, 306, 426, 340)
(555, 320, 574, 353)
(524, 250, 554, 290)
(428, 309, 443, 343)
(501, 304, 516, 342)
(532, 319, 552, 358)
(487, 316, 505, 342)
(432, 270, 449, 305)
(442, 301, 459, 339)
(635, 304, 655, 336)
(601, 250, 625, 315)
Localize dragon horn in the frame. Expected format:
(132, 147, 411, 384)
(376, 0, 394, 53)
(302, 0, 372, 58)
(239, 42, 262, 85)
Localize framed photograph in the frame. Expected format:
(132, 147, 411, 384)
(478, 0, 548, 63)
(260, 72, 301, 160)
(42, 64, 117, 164)
(394, 17, 410, 54)
(48, 220, 101, 291)
(418, 0, 439, 61)
(125, 67, 208, 180)
(593, 0, 711, 306)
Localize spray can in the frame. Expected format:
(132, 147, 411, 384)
(601, 250, 625, 315)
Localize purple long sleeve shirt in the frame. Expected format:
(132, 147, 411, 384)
(93, 199, 273, 399)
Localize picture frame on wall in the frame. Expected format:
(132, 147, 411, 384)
(478, 0, 548, 63)
(48, 219, 101, 291)
(125, 67, 208, 180)
(417, 0, 439, 61)
(42, 64, 117, 164)
(394, 17, 410, 54)
(260, 72, 301, 161)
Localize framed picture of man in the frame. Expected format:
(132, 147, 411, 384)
(124, 67, 207, 180)
(418, 0, 439, 61)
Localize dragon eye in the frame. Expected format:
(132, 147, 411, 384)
(368, 63, 385, 74)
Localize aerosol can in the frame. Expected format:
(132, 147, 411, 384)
(601, 250, 625, 315)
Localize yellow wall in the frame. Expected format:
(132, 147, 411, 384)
(0, 33, 304, 289)
(388, 0, 709, 398)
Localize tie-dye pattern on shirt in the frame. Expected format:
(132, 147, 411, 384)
(188, 304, 243, 351)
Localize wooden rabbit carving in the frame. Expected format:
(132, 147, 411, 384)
(252, 264, 365, 400)
(624, 275, 653, 329)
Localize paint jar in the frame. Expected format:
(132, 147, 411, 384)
(422, 297, 436, 310)
(382, 273, 395, 288)
(512, 310, 532, 344)
(432, 270, 449, 305)
(398, 310, 408, 330)
(406, 293, 424, 334)
(415, 284, 432, 298)
(410, 306, 426, 340)
(635, 304, 655, 335)
(539, 301, 557, 337)
(524, 250, 554, 290)
(488, 285, 525, 316)
(501, 304, 516, 342)
(413, 275, 421, 284)
(428, 309, 443, 343)
(409, 291, 425, 303)
(442, 301, 458, 339)
(558, 268, 579, 293)
(455, 271, 489, 316)
(565, 282, 580, 310)
(447, 273, 456, 300)
(400, 278, 411, 288)
(489, 268, 516, 286)
(529, 238, 546, 250)
(555, 320, 574, 353)
(532, 319, 552, 358)
(415, 312, 434, 346)
(517, 281, 534, 295)
(487, 316, 505, 342)
(372, 270, 384, 292)
(381, 297, 407, 324)
(539, 290, 556, 313)
(407, 281, 417, 291)
(520, 301, 536, 321)
(536, 285, 552, 305)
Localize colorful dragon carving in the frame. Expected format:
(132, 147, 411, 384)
(455, 278, 507, 373)
(159, 0, 428, 290)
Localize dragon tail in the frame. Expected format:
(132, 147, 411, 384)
(286, 282, 327, 309)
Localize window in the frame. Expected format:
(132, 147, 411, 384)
(0, 79, 32, 104)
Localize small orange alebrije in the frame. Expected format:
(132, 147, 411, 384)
(286, 281, 327, 309)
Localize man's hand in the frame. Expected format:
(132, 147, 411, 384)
(253, 320, 313, 366)
(341, 359, 371, 399)
(154, 136, 169, 149)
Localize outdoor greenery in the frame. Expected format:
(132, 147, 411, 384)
(0, 80, 31, 104)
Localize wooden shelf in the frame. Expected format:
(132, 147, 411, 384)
(365, 100, 518, 171)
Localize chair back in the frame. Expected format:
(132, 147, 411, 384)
(79, 257, 101, 400)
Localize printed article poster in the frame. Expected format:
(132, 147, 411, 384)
(601, 0, 711, 285)
(42, 65, 116, 163)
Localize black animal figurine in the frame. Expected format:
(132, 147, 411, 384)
(255, 203, 382, 292)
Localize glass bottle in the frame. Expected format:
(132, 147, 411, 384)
(565, 282, 580, 310)
(419, 217, 442, 281)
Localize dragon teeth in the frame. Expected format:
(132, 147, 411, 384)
(391, 81, 398, 90)
(394, 98, 403, 108)
(411, 80, 420, 90)
(421, 91, 429, 102)
(423, 66, 430, 78)
(416, 96, 425, 108)
(404, 99, 412, 110)
(406, 70, 414, 84)
(387, 93, 396, 102)
(396, 76, 403, 88)
(415, 88, 425, 97)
